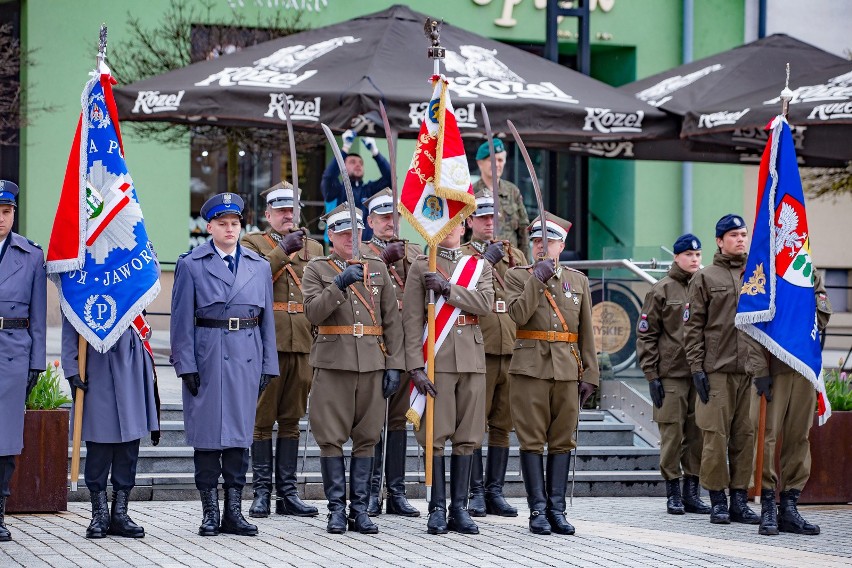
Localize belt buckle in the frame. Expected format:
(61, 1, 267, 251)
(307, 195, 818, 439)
(0, 317, 3, 330)
(494, 300, 506, 313)
(353, 323, 364, 338)
(456, 315, 466, 326)
(228, 317, 240, 331)
(287, 301, 299, 314)
(547, 330, 557, 342)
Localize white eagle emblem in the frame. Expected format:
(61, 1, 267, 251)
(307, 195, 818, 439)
(444, 45, 524, 83)
(775, 202, 806, 258)
(85, 161, 144, 265)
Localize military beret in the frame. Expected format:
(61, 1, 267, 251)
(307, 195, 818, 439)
(529, 212, 572, 241)
(715, 214, 746, 238)
(321, 202, 364, 233)
(475, 138, 505, 161)
(365, 187, 394, 215)
(200, 192, 244, 221)
(0, 180, 19, 206)
(472, 188, 495, 217)
(673, 233, 701, 254)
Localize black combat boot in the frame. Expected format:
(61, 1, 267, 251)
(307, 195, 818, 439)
(275, 438, 318, 517)
(448, 454, 479, 534)
(320, 456, 347, 534)
(0, 496, 11, 542)
(729, 489, 760, 524)
(520, 451, 551, 535)
(385, 430, 419, 517)
(759, 489, 779, 536)
(427, 455, 448, 535)
(107, 489, 145, 538)
(220, 487, 258, 536)
(467, 448, 486, 517)
(485, 446, 517, 517)
(348, 457, 379, 534)
(367, 439, 383, 516)
(85, 490, 110, 539)
(249, 440, 273, 518)
(665, 479, 685, 515)
(778, 489, 820, 535)
(198, 488, 220, 536)
(708, 490, 730, 524)
(682, 476, 711, 514)
(545, 453, 575, 535)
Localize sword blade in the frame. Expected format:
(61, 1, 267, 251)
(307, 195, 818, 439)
(321, 123, 361, 260)
(379, 101, 400, 239)
(481, 104, 500, 237)
(507, 119, 547, 249)
(282, 94, 301, 226)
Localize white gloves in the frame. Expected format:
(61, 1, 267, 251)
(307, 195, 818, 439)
(360, 136, 379, 157)
(342, 129, 357, 153)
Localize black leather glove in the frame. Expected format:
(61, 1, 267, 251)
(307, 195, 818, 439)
(382, 369, 401, 399)
(693, 371, 710, 404)
(380, 241, 406, 265)
(579, 381, 596, 407)
(482, 241, 505, 266)
(279, 230, 305, 255)
(333, 263, 364, 290)
(424, 272, 451, 299)
(648, 378, 665, 409)
(410, 368, 437, 398)
(66, 374, 89, 401)
(26, 369, 41, 399)
(532, 259, 555, 283)
(258, 374, 276, 398)
(182, 372, 201, 397)
(754, 376, 773, 402)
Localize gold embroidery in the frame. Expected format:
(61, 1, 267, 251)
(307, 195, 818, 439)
(741, 263, 767, 296)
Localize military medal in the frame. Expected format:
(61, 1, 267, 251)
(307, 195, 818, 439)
(572, 294, 580, 305)
(638, 314, 649, 332)
(372, 286, 379, 295)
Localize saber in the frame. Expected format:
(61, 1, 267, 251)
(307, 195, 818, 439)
(480, 104, 501, 237)
(570, 392, 581, 507)
(506, 120, 547, 260)
(379, 399, 390, 507)
(321, 123, 361, 261)
(282, 94, 301, 228)
(379, 101, 400, 239)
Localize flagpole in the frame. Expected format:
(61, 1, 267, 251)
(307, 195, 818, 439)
(70, 336, 87, 492)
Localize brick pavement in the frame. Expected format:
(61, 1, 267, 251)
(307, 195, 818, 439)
(1, 498, 849, 568)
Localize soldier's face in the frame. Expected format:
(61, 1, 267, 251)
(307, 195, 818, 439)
(266, 206, 294, 233)
(345, 156, 364, 179)
(467, 214, 494, 241)
(674, 250, 702, 273)
(716, 228, 748, 256)
(532, 237, 565, 261)
(329, 228, 361, 257)
(368, 212, 395, 240)
(438, 223, 465, 249)
(477, 151, 506, 183)
(0, 205, 13, 240)
(207, 214, 241, 252)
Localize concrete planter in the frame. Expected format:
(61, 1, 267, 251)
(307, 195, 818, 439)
(6, 409, 69, 513)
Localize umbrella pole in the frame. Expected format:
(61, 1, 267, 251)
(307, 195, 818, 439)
(425, 247, 437, 501)
(70, 335, 88, 491)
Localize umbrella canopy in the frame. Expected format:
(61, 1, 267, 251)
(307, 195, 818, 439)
(113, 4, 669, 142)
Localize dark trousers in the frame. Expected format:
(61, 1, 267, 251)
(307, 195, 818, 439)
(85, 440, 141, 492)
(194, 448, 249, 490)
(0, 455, 16, 496)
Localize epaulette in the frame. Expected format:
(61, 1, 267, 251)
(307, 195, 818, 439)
(27, 239, 42, 249)
(178, 251, 191, 259)
(416, 254, 428, 260)
(563, 266, 585, 274)
(244, 230, 264, 237)
(308, 255, 330, 263)
(362, 252, 382, 262)
(510, 264, 533, 270)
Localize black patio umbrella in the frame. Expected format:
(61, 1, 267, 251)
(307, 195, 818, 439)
(113, 5, 670, 142)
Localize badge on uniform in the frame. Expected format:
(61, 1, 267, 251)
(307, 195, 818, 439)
(638, 314, 649, 333)
(372, 286, 379, 295)
(682, 303, 690, 322)
(572, 294, 579, 305)
(563, 282, 571, 298)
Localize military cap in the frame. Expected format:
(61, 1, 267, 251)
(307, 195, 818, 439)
(715, 213, 746, 238)
(262, 181, 298, 209)
(365, 187, 394, 216)
(0, 180, 19, 206)
(475, 138, 506, 161)
(322, 202, 364, 233)
(472, 188, 495, 217)
(200, 192, 244, 221)
(528, 212, 571, 241)
(673, 233, 701, 254)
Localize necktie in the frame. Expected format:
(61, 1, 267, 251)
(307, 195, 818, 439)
(224, 254, 235, 274)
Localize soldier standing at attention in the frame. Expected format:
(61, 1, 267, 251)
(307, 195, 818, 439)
(505, 213, 599, 536)
(302, 203, 405, 535)
(684, 214, 759, 526)
(473, 139, 529, 253)
(462, 188, 526, 518)
(0, 181, 46, 542)
(636, 234, 711, 516)
(241, 183, 322, 519)
(402, 222, 494, 536)
(171, 193, 278, 537)
(359, 189, 422, 518)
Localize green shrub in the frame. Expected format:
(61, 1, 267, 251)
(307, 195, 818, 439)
(26, 361, 72, 410)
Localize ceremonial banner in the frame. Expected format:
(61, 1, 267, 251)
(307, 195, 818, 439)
(47, 62, 160, 353)
(735, 117, 830, 424)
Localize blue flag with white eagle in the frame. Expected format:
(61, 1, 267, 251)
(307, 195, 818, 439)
(47, 62, 160, 353)
(734, 117, 830, 424)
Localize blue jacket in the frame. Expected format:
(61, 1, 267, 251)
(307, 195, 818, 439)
(320, 151, 392, 241)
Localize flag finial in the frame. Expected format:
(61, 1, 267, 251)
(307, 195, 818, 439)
(425, 17, 445, 76)
(780, 62, 793, 118)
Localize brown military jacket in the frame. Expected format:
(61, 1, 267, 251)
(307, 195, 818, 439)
(505, 265, 600, 385)
(241, 229, 325, 353)
(461, 238, 528, 355)
(402, 249, 494, 373)
(359, 237, 422, 309)
(683, 252, 750, 375)
(635, 263, 693, 381)
(302, 252, 404, 373)
(473, 178, 529, 252)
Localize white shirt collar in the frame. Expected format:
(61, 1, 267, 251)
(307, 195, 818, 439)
(213, 243, 238, 262)
(0, 236, 6, 251)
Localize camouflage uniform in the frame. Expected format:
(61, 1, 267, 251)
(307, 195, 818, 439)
(473, 178, 529, 253)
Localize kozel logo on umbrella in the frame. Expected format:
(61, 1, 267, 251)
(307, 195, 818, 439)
(264, 94, 322, 122)
(697, 108, 751, 128)
(131, 90, 185, 114)
(635, 63, 724, 107)
(582, 108, 645, 134)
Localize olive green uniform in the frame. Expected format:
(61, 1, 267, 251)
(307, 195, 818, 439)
(636, 263, 702, 480)
(473, 179, 529, 254)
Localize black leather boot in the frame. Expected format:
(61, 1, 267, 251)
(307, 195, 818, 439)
(778, 489, 820, 535)
(249, 440, 273, 518)
(0, 496, 11, 542)
(275, 438, 318, 517)
(759, 489, 779, 536)
(448, 454, 479, 534)
(665, 479, 685, 515)
(520, 451, 551, 535)
(709, 490, 730, 524)
(545, 453, 575, 535)
(467, 448, 486, 517)
(729, 489, 760, 524)
(427, 455, 448, 535)
(108, 489, 145, 538)
(367, 440, 383, 516)
(86, 490, 110, 539)
(485, 446, 517, 517)
(321, 456, 347, 534)
(682, 476, 711, 514)
(220, 487, 258, 536)
(198, 488, 220, 536)
(348, 456, 379, 534)
(385, 430, 419, 517)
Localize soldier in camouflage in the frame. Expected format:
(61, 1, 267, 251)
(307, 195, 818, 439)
(474, 139, 529, 254)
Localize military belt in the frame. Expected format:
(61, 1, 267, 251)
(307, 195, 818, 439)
(0, 317, 29, 330)
(317, 324, 383, 338)
(273, 301, 304, 313)
(456, 315, 479, 326)
(516, 330, 578, 343)
(195, 317, 259, 331)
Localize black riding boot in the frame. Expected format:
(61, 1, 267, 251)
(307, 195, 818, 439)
(520, 451, 551, 535)
(545, 453, 575, 535)
(448, 454, 479, 534)
(427, 455, 448, 535)
(108, 489, 145, 537)
(682, 475, 711, 514)
(778, 489, 820, 535)
(467, 448, 486, 517)
(198, 488, 220, 536)
(276, 438, 318, 516)
(348, 457, 379, 534)
(321, 456, 347, 534)
(729, 489, 760, 524)
(709, 490, 730, 524)
(485, 446, 517, 517)
(249, 440, 272, 518)
(385, 430, 419, 516)
(665, 479, 685, 515)
(220, 487, 258, 536)
(86, 490, 110, 539)
(367, 440, 383, 516)
(0, 496, 10, 541)
(759, 489, 779, 536)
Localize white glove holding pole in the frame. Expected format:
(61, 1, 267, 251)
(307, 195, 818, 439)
(361, 136, 379, 157)
(342, 129, 357, 153)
